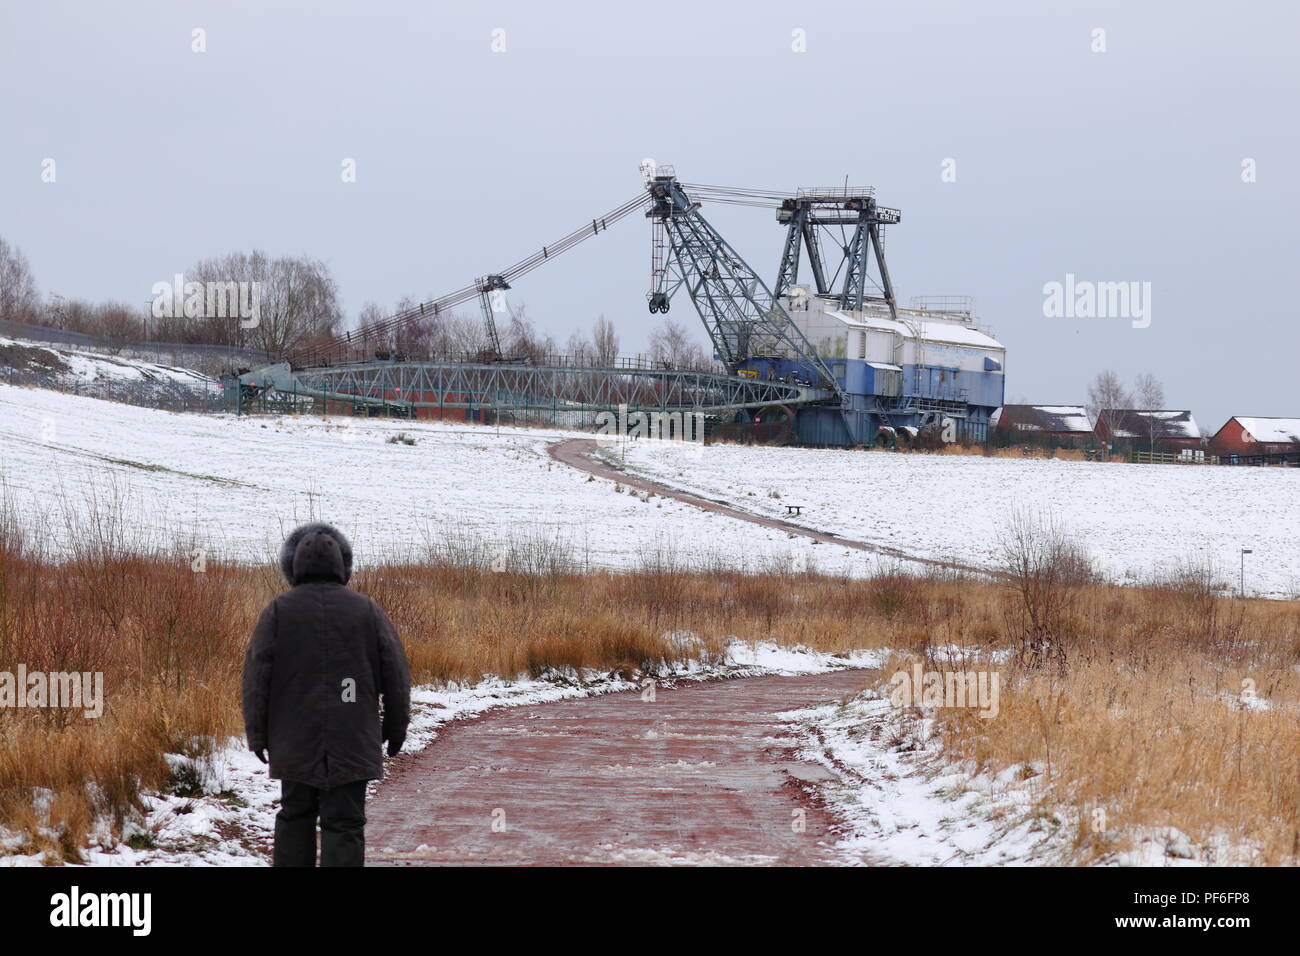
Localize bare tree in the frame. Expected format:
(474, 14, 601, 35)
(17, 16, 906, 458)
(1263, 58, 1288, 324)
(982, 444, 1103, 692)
(565, 328, 592, 365)
(443, 312, 489, 355)
(41, 296, 126, 341)
(649, 315, 706, 369)
(0, 237, 40, 322)
(1133, 372, 1164, 410)
(188, 250, 342, 354)
(45, 295, 91, 332)
(370, 297, 445, 358)
(592, 315, 618, 366)
(1086, 369, 1132, 437)
(356, 301, 385, 329)
(26, 294, 144, 349)
(1133, 373, 1166, 451)
(500, 305, 555, 364)
(95, 302, 141, 349)
(376, 294, 501, 358)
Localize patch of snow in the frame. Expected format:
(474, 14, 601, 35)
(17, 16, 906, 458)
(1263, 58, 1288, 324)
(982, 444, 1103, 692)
(783, 691, 1063, 865)
(784, 667, 1271, 867)
(0, 336, 217, 392)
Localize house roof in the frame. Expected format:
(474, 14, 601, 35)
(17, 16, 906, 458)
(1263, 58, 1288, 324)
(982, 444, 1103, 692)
(1227, 417, 1300, 444)
(1099, 409, 1200, 440)
(995, 404, 1093, 434)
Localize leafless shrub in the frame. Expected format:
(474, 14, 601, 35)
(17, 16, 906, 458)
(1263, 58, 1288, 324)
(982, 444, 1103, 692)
(999, 507, 1099, 673)
(1145, 555, 1238, 647)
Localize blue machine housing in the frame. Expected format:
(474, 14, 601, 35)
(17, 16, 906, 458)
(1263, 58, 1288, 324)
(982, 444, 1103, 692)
(733, 295, 1006, 447)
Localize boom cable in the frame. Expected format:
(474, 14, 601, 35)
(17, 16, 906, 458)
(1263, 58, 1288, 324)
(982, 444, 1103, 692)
(290, 182, 805, 366)
(290, 192, 650, 365)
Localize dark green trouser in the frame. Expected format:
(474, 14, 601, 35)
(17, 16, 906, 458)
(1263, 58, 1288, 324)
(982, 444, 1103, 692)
(273, 779, 368, 867)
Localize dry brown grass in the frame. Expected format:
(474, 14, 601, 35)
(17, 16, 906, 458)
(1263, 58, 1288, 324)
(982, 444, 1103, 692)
(851, 442, 1098, 461)
(922, 579, 1300, 864)
(869, 525, 1300, 865)
(1, 497, 1295, 864)
(709, 435, 1102, 461)
(0, 501, 950, 859)
(934, 443, 1093, 461)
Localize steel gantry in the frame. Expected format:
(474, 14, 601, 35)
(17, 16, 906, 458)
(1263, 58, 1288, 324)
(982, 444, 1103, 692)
(643, 169, 845, 402)
(773, 187, 902, 317)
(238, 359, 829, 417)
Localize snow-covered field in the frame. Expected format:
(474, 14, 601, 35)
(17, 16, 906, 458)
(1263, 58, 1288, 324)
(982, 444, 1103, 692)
(0, 383, 870, 576)
(3, 379, 1297, 595)
(619, 441, 1300, 597)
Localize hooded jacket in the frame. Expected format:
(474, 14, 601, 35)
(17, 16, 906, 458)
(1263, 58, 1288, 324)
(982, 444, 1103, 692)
(242, 523, 411, 789)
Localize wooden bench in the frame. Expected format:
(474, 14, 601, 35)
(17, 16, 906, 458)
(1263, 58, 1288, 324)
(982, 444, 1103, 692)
(785, 504, 804, 517)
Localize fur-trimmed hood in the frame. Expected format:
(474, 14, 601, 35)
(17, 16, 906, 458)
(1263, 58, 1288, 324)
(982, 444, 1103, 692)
(279, 522, 353, 586)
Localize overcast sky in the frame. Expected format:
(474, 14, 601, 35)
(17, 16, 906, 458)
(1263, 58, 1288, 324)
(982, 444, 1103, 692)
(2, 0, 1296, 430)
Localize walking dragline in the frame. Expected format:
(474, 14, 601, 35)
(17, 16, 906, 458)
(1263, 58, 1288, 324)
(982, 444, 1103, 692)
(234, 163, 1004, 446)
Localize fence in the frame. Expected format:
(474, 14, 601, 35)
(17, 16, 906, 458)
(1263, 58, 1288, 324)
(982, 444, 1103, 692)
(1130, 449, 1300, 467)
(1131, 450, 1209, 465)
(1218, 451, 1300, 467)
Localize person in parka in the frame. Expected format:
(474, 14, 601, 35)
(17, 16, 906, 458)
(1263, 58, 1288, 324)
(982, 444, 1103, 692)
(242, 522, 411, 867)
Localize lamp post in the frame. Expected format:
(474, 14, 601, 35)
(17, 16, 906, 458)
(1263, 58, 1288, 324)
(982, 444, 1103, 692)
(1240, 548, 1252, 598)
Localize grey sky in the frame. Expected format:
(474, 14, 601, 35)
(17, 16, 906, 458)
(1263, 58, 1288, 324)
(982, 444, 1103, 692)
(2, 0, 1296, 431)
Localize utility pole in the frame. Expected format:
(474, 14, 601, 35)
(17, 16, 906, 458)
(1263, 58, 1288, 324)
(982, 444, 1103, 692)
(1240, 548, 1252, 598)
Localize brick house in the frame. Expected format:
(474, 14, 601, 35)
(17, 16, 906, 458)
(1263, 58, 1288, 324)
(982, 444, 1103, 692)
(991, 405, 1095, 447)
(1094, 409, 1202, 453)
(1209, 417, 1300, 457)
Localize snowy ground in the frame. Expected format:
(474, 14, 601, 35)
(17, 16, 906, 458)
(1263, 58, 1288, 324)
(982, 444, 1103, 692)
(0, 335, 216, 393)
(782, 658, 1266, 867)
(0, 642, 881, 867)
(783, 691, 1068, 866)
(6, 381, 1296, 594)
(0, 383, 872, 576)
(618, 441, 1300, 598)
